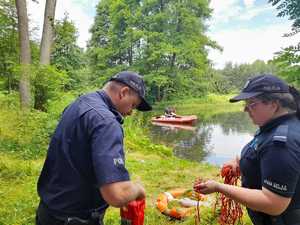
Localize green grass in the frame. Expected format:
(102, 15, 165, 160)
(0, 94, 252, 225)
(0, 150, 252, 225)
(0, 154, 41, 225)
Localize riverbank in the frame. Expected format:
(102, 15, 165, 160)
(0, 93, 251, 225)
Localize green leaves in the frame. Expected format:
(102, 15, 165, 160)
(268, 0, 300, 87)
(88, 0, 217, 101)
(51, 15, 84, 77)
(31, 65, 69, 111)
(271, 47, 300, 86)
(0, 0, 19, 92)
(268, 0, 300, 32)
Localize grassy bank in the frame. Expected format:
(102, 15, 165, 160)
(0, 93, 251, 225)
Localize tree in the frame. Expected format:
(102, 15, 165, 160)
(88, 0, 220, 101)
(15, 0, 31, 109)
(215, 60, 277, 93)
(51, 14, 84, 89)
(40, 0, 57, 64)
(268, 0, 300, 86)
(131, 0, 220, 100)
(271, 47, 300, 87)
(88, 0, 142, 77)
(268, 0, 300, 36)
(0, 0, 19, 93)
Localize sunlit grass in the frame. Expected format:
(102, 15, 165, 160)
(0, 154, 42, 224)
(0, 136, 252, 224)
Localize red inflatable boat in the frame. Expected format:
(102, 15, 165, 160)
(151, 115, 197, 125)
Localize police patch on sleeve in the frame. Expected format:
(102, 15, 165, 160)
(263, 179, 287, 192)
(113, 157, 124, 167)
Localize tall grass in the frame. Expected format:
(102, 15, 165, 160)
(0, 154, 41, 224)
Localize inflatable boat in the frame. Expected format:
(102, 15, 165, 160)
(151, 115, 197, 125)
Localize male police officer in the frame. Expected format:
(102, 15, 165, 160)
(36, 71, 152, 225)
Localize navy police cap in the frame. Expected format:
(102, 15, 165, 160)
(109, 71, 152, 111)
(230, 74, 289, 103)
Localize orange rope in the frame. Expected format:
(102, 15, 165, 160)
(216, 165, 243, 225)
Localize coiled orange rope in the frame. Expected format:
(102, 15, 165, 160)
(216, 165, 243, 225)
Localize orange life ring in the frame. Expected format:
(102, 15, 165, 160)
(156, 188, 206, 220)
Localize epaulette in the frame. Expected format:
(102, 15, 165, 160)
(272, 125, 288, 144)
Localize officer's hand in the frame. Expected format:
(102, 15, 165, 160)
(135, 183, 146, 200)
(223, 156, 240, 174)
(194, 180, 220, 194)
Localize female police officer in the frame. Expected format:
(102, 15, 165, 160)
(194, 74, 300, 225)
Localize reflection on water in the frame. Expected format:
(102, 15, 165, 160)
(149, 111, 257, 166)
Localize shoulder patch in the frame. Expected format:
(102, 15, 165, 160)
(273, 125, 288, 143)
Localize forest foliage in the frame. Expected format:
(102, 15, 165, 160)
(0, 0, 299, 156)
(0, 0, 298, 110)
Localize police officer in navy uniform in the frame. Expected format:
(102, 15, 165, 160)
(194, 74, 300, 225)
(36, 71, 152, 225)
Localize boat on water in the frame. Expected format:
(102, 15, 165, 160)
(151, 115, 197, 125)
(151, 121, 196, 131)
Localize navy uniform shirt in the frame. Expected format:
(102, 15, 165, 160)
(37, 90, 130, 219)
(240, 113, 300, 224)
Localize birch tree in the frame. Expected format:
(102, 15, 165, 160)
(15, 0, 31, 109)
(40, 0, 57, 64)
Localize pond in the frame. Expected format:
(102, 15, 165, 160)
(148, 110, 257, 166)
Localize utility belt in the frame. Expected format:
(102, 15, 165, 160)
(36, 202, 105, 225)
(250, 209, 300, 225)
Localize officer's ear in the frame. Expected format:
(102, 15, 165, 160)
(119, 86, 130, 99)
(271, 100, 279, 110)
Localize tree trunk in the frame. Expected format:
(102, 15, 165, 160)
(157, 86, 161, 102)
(15, 0, 31, 110)
(160, 0, 164, 11)
(128, 44, 133, 66)
(7, 71, 11, 94)
(170, 52, 176, 71)
(3, 63, 11, 94)
(40, 0, 57, 64)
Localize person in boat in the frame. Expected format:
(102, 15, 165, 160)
(164, 106, 177, 118)
(194, 74, 300, 225)
(36, 71, 151, 225)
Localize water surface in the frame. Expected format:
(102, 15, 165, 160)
(148, 110, 257, 166)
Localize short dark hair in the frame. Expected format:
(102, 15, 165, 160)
(256, 92, 296, 112)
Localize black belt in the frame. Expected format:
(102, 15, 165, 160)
(36, 202, 104, 225)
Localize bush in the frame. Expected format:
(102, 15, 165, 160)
(31, 65, 69, 111)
